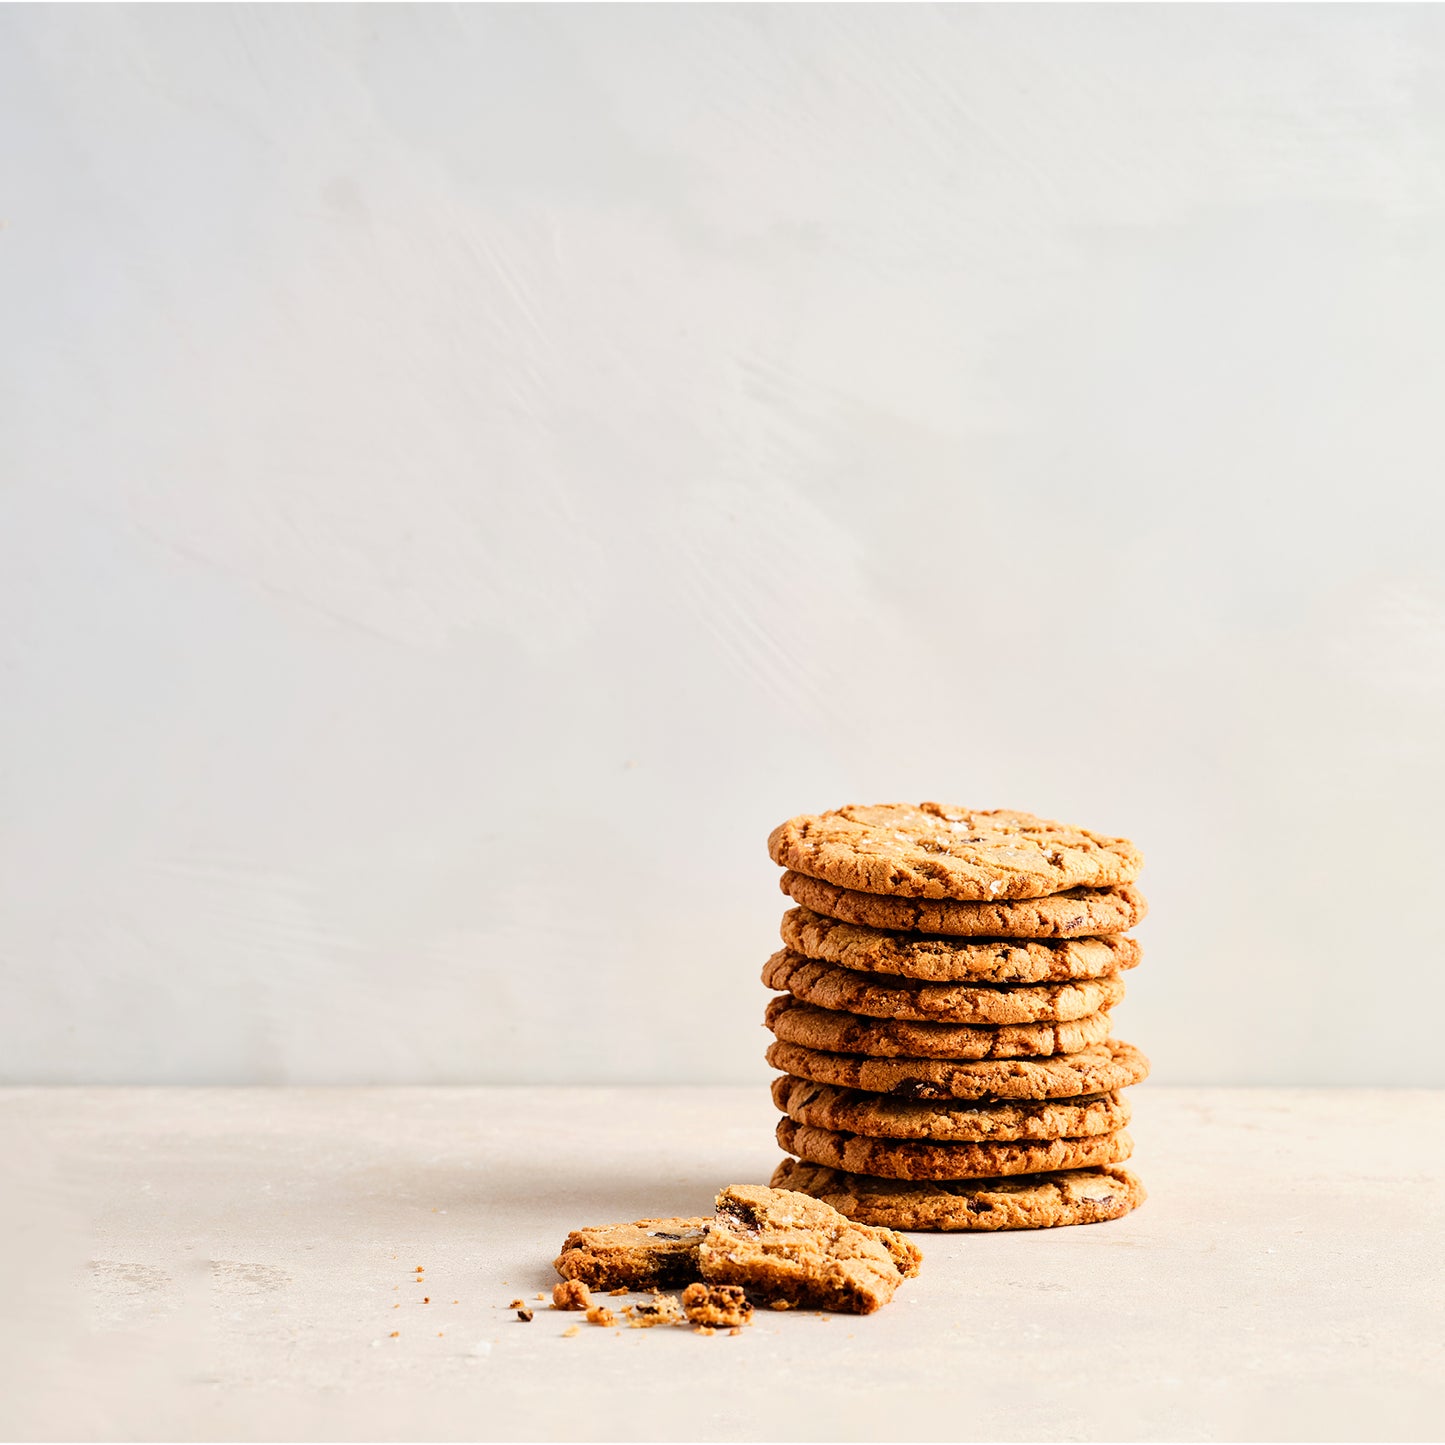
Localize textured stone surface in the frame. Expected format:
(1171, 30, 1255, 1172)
(4, 1086, 1441, 1442)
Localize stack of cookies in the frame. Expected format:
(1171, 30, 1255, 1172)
(763, 803, 1150, 1232)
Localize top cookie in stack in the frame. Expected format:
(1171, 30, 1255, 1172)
(761, 803, 1150, 1232)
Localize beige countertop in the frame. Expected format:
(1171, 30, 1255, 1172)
(2, 1085, 1441, 1442)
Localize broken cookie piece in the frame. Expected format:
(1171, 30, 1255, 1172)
(551, 1279, 591, 1311)
(699, 1184, 922, 1314)
(585, 1305, 617, 1328)
(681, 1282, 754, 1329)
(553, 1218, 707, 1290)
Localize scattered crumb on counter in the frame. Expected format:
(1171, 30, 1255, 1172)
(552, 1279, 591, 1311)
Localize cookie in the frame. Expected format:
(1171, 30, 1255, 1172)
(776, 1117, 1133, 1180)
(764, 1037, 1151, 1101)
(769, 803, 1142, 901)
(771, 1075, 1132, 1141)
(771, 1159, 1147, 1231)
(762, 949, 1125, 1025)
(696, 1184, 921, 1315)
(780, 873, 1148, 939)
(780, 906, 1141, 983)
(765, 995, 1113, 1061)
(553, 1218, 706, 1290)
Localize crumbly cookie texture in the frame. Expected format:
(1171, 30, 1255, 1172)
(764, 1037, 1151, 1101)
(765, 995, 1113, 1061)
(551, 1279, 591, 1311)
(770, 1075, 1132, 1142)
(769, 804, 1143, 901)
(553, 1218, 707, 1290)
(681, 1282, 754, 1329)
(762, 949, 1125, 1025)
(697, 1184, 921, 1315)
(780, 873, 1149, 939)
(780, 907, 1141, 983)
(625, 1296, 685, 1329)
(776, 1117, 1134, 1181)
(772, 1159, 1147, 1232)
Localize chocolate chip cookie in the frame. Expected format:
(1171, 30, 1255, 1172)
(780, 906, 1141, 982)
(776, 1117, 1134, 1180)
(764, 1037, 1151, 1101)
(772, 1159, 1147, 1231)
(769, 804, 1142, 901)
(771, 1075, 1131, 1141)
(766, 995, 1114, 1061)
(780, 873, 1148, 939)
(762, 949, 1125, 1024)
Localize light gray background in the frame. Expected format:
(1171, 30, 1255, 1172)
(3, 4, 1443, 1086)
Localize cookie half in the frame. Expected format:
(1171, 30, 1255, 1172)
(762, 949, 1125, 1024)
(764, 1037, 1151, 1101)
(771, 1159, 1147, 1231)
(777, 1117, 1133, 1180)
(780, 873, 1148, 939)
(765, 995, 1113, 1061)
(553, 1218, 707, 1289)
(781, 907, 1140, 983)
(769, 803, 1142, 901)
(771, 1075, 1131, 1141)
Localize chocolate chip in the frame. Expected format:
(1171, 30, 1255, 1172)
(650, 1232, 683, 1241)
(965, 1200, 993, 1215)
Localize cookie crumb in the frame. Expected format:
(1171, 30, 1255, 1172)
(585, 1305, 617, 1328)
(729, 1327, 741, 1336)
(515, 1308, 534, 1322)
(534, 1292, 546, 1301)
(562, 1324, 580, 1338)
(608, 1286, 629, 1297)
(389, 1331, 399, 1338)
(509, 1298, 524, 1308)
(422, 1297, 430, 1304)
(625, 1296, 684, 1329)
(552, 1279, 591, 1312)
(682, 1282, 754, 1329)
(769, 1299, 793, 1311)
(694, 1325, 716, 1335)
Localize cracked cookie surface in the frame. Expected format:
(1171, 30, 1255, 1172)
(772, 1159, 1147, 1231)
(763, 949, 1125, 1024)
(764, 1037, 1151, 1100)
(769, 803, 1142, 901)
(780, 906, 1141, 982)
(776, 1117, 1134, 1180)
(697, 1184, 920, 1314)
(780, 873, 1148, 939)
(766, 995, 1113, 1061)
(771, 1075, 1131, 1141)
(553, 1218, 707, 1290)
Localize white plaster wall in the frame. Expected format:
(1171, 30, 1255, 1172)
(2, 4, 1443, 1085)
